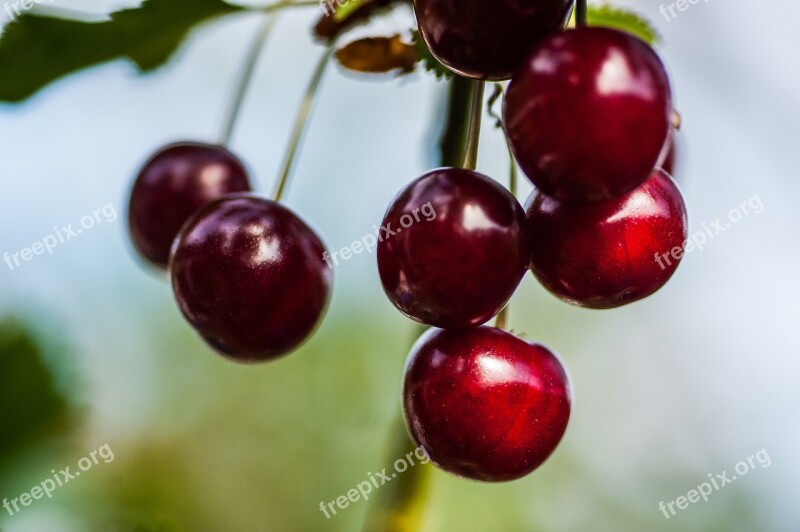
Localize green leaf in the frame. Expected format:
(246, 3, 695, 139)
(0, 0, 244, 103)
(587, 5, 660, 45)
(0, 319, 73, 466)
(411, 30, 451, 80)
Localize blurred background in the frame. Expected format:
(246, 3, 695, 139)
(1, 0, 798, 530)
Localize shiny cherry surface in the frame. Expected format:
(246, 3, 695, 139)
(505, 27, 672, 202)
(377, 168, 530, 329)
(403, 326, 571, 481)
(128, 142, 251, 268)
(170, 195, 331, 362)
(413, 0, 573, 80)
(526, 170, 688, 309)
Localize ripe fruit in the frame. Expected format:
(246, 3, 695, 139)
(128, 142, 251, 268)
(377, 168, 529, 329)
(403, 326, 571, 481)
(504, 27, 672, 202)
(170, 195, 331, 362)
(413, 0, 574, 80)
(525, 169, 688, 309)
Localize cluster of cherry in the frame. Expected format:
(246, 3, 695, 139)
(127, 0, 686, 482)
(382, 2, 687, 481)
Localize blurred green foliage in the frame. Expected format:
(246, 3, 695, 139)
(585, 5, 660, 44)
(0, 0, 243, 102)
(0, 319, 72, 469)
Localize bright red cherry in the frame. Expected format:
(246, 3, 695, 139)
(128, 142, 251, 268)
(504, 27, 672, 202)
(403, 326, 571, 481)
(525, 170, 688, 309)
(377, 168, 530, 329)
(413, 0, 574, 80)
(170, 195, 331, 362)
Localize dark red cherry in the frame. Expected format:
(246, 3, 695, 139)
(377, 168, 530, 329)
(413, 0, 574, 80)
(403, 326, 571, 481)
(505, 27, 672, 202)
(170, 195, 331, 362)
(525, 170, 688, 309)
(128, 142, 251, 268)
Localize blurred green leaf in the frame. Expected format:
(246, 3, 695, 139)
(0, 0, 244, 103)
(411, 30, 451, 80)
(0, 319, 72, 464)
(587, 5, 660, 45)
(333, 0, 369, 22)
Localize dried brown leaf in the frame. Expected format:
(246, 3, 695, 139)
(335, 35, 417, 74)
(313, 0, 407, 45)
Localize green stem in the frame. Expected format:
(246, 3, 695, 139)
(495, 105, 519, 332)
(462, 79, 485, 170)
(272, 47, 334, 202)
(576, 0, 587, 26)
(437, 77, 474, 167)
(495, 305, 509, 330)
(494, 152, 512, 333)
(251, 0, 321, 12)
(220, 15, 278, 145)
(508, 152, 517, 197)
(361, 400, 431, 532)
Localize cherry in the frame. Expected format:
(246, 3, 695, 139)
(525, 169, 688, 309)
(128, 142, 252, 268)
(413, 0, 574, 80)
(377, 168, 529, 329)
(504, 27, 672, 202)
(403, 326, 571, 481)
(170, 195, 331, 362)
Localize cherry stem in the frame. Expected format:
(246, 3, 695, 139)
(361, 370, 431, 532)
(220, 15, 279, 145)
(508, 150, 518, 196)
(491, 84, 517, 332)
(272, 47, 334, 202)
(494, 152, 514, 330)
(254, 0, 321, 12)
(462, 79, 485, 170)
(576, 0, 588, 26)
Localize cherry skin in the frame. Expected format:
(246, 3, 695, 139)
(128, 142, 251, 268)
(403, 326, 571, 481)
(525, 170, 688, 309)
(413, 0, 574, 80)
(504, 27, 672, 202)
(170, 195, 331, 362)
(377, 168, 530, 329)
